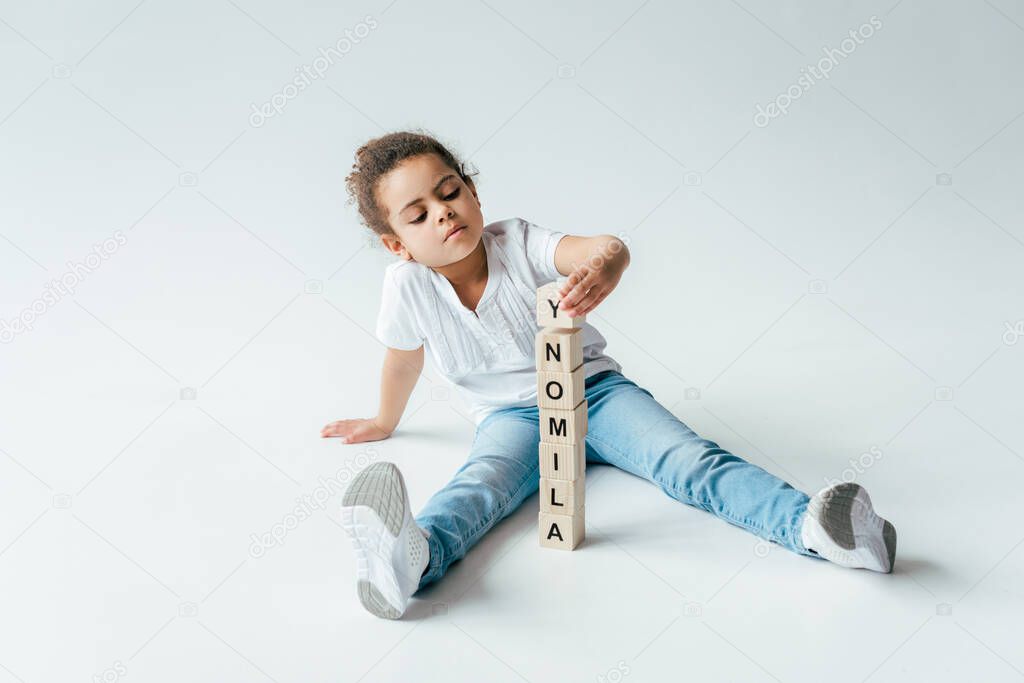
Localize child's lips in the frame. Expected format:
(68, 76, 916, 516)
(444, 225, 466, 241)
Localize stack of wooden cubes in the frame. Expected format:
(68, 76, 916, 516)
(535, 282, 587, 550)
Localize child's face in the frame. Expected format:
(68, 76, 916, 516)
(376, 153, 484, 268)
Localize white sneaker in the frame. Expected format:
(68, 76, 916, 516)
(801, 482, 897, 573)
(341, 462, 430, 619)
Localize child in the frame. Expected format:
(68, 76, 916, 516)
(323, 131, 897, 620)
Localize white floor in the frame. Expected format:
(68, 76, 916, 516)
(2, 1, 1024, 681)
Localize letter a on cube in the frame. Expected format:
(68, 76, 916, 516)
(539, 510, 585, 550)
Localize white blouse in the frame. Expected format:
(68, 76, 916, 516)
(375, 217, 621, 424)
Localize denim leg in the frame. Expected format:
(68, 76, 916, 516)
(414, 406, 541, 591)
(584, 372, 819, 558)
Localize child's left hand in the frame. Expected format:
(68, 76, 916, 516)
(557, 238, 629, 318)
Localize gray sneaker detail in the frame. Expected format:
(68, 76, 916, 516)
(342, 462, 406, 536)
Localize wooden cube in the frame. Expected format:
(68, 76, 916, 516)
(539, 510, 585, 550)
(535, 328, 583, 373)
(536, 282, 585, 329)
(539, 441, 585, 480)
(539, 476, 585, 514)
(537, 365, 584, 410)
(539, 399, 587, 444)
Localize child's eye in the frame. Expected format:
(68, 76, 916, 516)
(409, 188, 460, 224)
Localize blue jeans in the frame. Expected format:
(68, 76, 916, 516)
(415, 370, 821, 589)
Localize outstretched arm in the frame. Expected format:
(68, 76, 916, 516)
(553, 234, 630, 318)
(321, 345, 424, 443)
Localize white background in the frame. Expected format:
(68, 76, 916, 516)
(1, 1, 1023, 681)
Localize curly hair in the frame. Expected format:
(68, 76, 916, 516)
(345, 130, 478, 236)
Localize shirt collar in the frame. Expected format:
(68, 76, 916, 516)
(429, 231, 502, 315)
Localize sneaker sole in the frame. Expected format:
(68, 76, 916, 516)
(341, 462, 409, 619)
(808, 482, 897, 572)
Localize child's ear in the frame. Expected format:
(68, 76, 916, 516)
(380, 232, 414, 261)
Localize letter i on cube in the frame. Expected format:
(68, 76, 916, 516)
(535, 281, 587, 550)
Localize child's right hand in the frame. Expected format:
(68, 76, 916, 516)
(320, 417, 392, 444)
